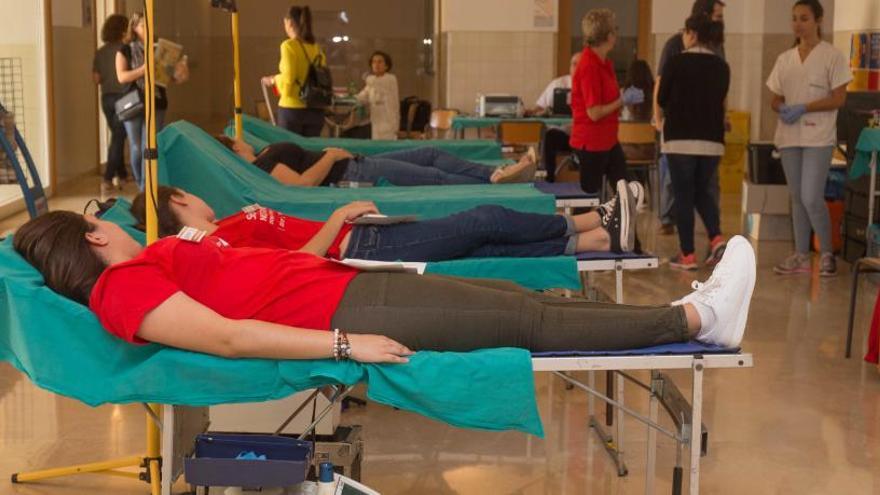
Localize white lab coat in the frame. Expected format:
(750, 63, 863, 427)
(766, 41, 852, 149)
(357, 73, 400, 140)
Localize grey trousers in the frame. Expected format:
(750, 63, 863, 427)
(331, 273, 690, 353)
(779, 146, 834, 254)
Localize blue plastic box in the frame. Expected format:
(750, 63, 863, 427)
(185, 433, 313, 488)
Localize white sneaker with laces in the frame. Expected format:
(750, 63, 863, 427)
(676, 236, 755, 348)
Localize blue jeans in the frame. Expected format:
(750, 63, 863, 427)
(123, 109, 166, 191)
(779, 146, 834, 254)
(667, 154, 722, 255)
(344, 205, 577, 261)
(342, 147, 495, 186)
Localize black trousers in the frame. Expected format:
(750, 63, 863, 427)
(573, 143, 629, 194)
(541, 128, 571, 183)
(278, 107, 324, 137)
(100, 93, 128, 181)
(331, 273, 689, 353)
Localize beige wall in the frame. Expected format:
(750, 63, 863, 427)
(440, 0, 558, 112)
(0, 0, 51, 216)
(51, 6, 99, 187)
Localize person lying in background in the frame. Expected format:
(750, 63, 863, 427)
(14, 211, 755, 362)
(215, 136, 537, 187)
(129, 181, 643, 261)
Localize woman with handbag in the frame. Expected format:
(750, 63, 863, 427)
(115, 12, 188, 191)
(262, 5, 327, 137)
(93, 14, 130, 200)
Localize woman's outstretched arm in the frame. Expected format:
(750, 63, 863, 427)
(138, 291, 413, 363)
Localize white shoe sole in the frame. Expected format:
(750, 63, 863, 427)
(628, 181, 646, 212)
(616, 180, 632, 252)
(716, 236, 755, 347)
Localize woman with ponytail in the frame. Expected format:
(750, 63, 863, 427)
(767, 0, 851, 277)
(262, 5, 326, 137)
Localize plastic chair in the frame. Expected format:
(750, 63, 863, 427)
(427, 109, 459, 139)
(498, 121, 545, 150)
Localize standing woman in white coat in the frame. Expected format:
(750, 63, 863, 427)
(356, 51, 400, 140)
(767, 0, 850, 277)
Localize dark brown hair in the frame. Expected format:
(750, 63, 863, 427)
(286, 6, 316, 44)
(691, 0, 725, 17)
(101, 14, 128, 43)
(130, 186, 185, 238)
(685, 13, 725, 47)
(793, 0, 824, 43)
(624, 59, 655, 121)
(215, 134, 235, 152)
(13, 211, 107, 305)
(369, 51, 393, 72)
(124, 12, 144, 44)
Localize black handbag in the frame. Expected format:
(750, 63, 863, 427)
(296, 41, 333, 110)
(114, 88, 144, 122)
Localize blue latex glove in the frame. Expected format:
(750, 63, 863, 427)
(621, 86, 645, 106)
(780, 104, 807, 125)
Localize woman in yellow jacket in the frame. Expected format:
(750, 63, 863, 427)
(262, 6, 325, 137)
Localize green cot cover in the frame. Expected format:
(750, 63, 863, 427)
(101, 199, 580, 291)
(849, 128, 880, 180)
(451, 116, 572, 130)
(0, 236, 543, 436)
(238, 114, 504, 162)
(158, 121, 554, 222)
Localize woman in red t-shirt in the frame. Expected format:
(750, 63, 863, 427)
(570, 9, 646, 196)
(13, 211, 756, 363)
(129, 185, 642, 259)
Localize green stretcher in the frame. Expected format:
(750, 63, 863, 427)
(158, 121, 555, 222)
(0, 236, 542, 436)
(100, 198, 580, 291)
(236, 114, 507, 164)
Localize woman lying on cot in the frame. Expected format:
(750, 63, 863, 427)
(13, 211, 755, 363)
(129, 181, 643, 258)
(214, 135, 537, 187)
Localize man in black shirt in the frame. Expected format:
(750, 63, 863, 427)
(653, 0, 726, 234)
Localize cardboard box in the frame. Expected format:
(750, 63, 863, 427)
(741, 179, 790, 215)
(744, 213, 792, 241)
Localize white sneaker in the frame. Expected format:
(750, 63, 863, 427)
(678, 236, 755, 348)
(628, 181, 646, 212)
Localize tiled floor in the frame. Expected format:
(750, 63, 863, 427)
(1, 176, 879, 494)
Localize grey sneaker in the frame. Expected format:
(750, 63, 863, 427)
(819, 253, 837, 277)
(773, 253, 811, 275)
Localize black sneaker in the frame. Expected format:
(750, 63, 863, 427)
(600, 181, 634, 253)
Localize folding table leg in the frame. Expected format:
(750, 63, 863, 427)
(689, 358, 705, 495)
(645, 372, 660, 495)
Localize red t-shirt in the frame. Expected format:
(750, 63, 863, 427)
(88, 236, 360, 344)
(569, 47, 620, 152)
(213, 205, 352, 259)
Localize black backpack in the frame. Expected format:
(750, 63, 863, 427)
(296, 41, 333, 110)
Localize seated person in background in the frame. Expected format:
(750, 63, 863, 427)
(619, 59, 657, 163)
(355, 51, 400, 141)
(130, 181, 644, 262)
(620, 59, 655, 122)
(529, 52, 581, 116)
(14, 211, 755, 362)
(215, 136, 537, 187)
(533, 52, 582, 182)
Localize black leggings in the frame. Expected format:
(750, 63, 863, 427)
(574, 143, 629, 194)
(331, 273, 689, 353)
(277, 107, 324, 137)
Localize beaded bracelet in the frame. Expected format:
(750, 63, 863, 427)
(332, 328, 351, 361)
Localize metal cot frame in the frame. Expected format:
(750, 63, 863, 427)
(533, 352, 753, 495)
